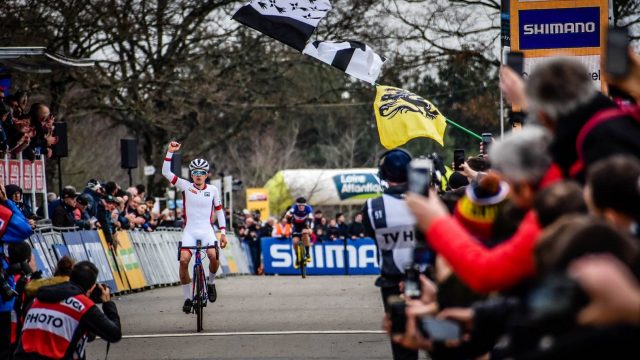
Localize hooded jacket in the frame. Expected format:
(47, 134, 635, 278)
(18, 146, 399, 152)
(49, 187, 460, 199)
(14, 282, 121, 360)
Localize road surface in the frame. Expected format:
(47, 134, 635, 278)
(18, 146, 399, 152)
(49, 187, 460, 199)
(87, 275, 397, 360)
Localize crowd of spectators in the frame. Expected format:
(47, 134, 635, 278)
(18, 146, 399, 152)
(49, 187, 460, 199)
(378, 50, 640, 359)
(0, 89, 59, 160)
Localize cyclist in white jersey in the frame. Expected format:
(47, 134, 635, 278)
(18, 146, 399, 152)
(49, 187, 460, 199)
(162, 141, 228, 313)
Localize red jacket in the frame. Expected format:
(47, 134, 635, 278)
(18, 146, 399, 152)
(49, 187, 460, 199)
(427, 208, 541, 293)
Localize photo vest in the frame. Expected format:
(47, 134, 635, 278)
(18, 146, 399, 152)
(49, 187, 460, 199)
(20, 294, 94, 359)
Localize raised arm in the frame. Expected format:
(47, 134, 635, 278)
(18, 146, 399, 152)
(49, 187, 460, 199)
(162, 141, 191, 191)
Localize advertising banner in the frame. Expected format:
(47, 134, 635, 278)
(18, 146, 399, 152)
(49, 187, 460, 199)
(261, 237, 380, 275)
(0, 161, 6, 186)
(509, 0, 608, 90)
(35, 160, 45, 192)
(62, 232, 90, 262)
(98, 230, 129, 293)
(246, 188, 270, 221)
(80, 231, 117, 291)
(113, 232, 147, 290)
(8, 159, 20, 186)
(22, 160, 32, 191)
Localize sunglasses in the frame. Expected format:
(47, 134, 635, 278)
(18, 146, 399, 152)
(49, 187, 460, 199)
(192, 170, 207, 176)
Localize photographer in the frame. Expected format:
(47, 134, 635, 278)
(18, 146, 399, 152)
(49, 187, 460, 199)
(362, 148, 425, 360)
(0, 182, 34, 360)
(14, 261, 122, 360)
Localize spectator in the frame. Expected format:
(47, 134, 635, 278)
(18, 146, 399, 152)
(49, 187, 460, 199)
(5, 185, 37, 227)
(37, 191, 58, 219)
(104, 181, 118, 196)
(73, 195, 95, 230)
(260, 217, 275, 239)
(158, 208, 177, 228)
(14, 261, 122, 360)
(406, 127, 551, 293)
(313, 210, 324, 229)
(525, 58, 640, 180)
(81, 179, 103, 218)
(136, 184, 146, 199)
(585, 155, 640, 237)
(175, 207, 185, 228)
(348, 213, 366, 239)
(243, 217, 261, 274)
(273, 218, 292, 238)
(51, 188, 77, 228)
(336, 212, 349, 239)
(326, 218, 340, 240)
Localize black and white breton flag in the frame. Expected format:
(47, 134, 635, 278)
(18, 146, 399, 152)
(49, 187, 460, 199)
(232, 0, 332, 51)
(303, 41, 386, 84)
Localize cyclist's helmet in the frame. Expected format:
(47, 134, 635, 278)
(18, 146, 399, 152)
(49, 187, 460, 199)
(189, 158, 210, 172)
(295, 197, 307, 205)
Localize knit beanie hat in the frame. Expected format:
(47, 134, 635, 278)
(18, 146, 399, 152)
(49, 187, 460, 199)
(454, 173, 510, 241)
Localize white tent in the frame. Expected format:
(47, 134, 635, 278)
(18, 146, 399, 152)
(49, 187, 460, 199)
(265, 168, 382, 214)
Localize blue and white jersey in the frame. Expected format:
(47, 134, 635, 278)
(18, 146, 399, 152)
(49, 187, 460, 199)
(287, 204, 313, 225)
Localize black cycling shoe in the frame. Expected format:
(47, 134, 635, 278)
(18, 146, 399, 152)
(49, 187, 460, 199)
(207, 284, 217, 303)
(182, 299, 192, 314)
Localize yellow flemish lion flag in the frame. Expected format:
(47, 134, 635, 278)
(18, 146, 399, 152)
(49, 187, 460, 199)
(373, 85, 447, 149)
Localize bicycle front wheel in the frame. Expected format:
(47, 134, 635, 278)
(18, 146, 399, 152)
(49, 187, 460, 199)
(299, 245, 307, 279)
(195, 265, 204, 332)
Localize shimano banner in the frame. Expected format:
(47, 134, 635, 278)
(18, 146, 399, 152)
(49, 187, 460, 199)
(519, 7, 600, 50)
(261, 237, 380, 275)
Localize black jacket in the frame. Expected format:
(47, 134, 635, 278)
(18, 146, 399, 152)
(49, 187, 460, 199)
(51, 203, 75, 228)
(14, 282, 121, 360)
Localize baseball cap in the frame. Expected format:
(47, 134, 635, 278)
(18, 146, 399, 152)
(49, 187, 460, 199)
(61, 188, 78, 199)
(103, 194, 118, 204)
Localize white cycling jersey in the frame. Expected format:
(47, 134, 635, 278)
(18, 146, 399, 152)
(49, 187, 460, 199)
(162, 152, 226, 248)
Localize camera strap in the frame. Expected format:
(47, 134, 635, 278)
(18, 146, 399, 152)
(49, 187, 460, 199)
(105, 342, 110, 360)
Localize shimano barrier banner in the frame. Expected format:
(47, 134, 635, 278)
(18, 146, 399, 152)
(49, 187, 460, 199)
(261, 237, 380, 275)
(519, 7, 600, 50)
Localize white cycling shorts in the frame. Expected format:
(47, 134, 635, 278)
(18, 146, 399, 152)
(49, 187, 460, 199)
(180, 227, 218, 249)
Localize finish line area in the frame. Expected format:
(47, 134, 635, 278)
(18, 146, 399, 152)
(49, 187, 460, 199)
(87, 276, 390, 360)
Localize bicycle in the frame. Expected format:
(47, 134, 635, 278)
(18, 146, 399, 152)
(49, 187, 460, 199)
(296, 239, 307, 279)
(177, 239, 218, 332)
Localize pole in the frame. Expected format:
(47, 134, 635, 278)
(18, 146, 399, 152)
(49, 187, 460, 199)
(57, 157, 63, 196)
(128, 168, 132, 187)
(445, 118, 482, 140)
(41, 156, 49, 220)
(343, 238, 349, 276)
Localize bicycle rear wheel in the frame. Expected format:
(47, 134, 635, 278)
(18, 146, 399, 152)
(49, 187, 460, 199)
(195, 265, 204, 332)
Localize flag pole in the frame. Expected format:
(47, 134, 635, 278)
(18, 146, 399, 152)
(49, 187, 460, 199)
(445, 118, 482, 140)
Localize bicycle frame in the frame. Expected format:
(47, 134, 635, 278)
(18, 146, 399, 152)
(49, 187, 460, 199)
(177, 240, 218, 332)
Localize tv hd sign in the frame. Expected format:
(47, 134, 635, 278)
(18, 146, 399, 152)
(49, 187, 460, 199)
(519, 7, 600, 50)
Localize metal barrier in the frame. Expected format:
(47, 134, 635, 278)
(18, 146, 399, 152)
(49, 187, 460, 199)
(27, 227, 251, 295)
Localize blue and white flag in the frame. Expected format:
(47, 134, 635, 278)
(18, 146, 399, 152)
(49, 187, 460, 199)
(232, 0, 332, 51)
(303, 40, 386, 84)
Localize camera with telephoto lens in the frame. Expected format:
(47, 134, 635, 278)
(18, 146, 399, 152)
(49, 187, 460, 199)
(1, 271, 18, 301)
(526, 273, 589, 333)
(90, 284, 110, 304)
